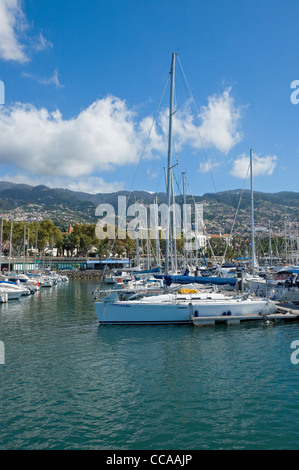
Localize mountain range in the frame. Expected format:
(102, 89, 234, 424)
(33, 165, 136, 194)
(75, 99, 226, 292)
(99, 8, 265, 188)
(0, 181, 298, 236)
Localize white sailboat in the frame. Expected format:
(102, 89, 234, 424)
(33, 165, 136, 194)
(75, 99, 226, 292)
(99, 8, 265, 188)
(95, 287, 276, 325)
(94, 53, 277, 325)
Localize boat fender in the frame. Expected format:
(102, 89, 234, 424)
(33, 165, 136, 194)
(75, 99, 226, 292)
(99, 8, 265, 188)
(122, 283, 124, 289)
(194, 310, 199, 317)
(227, 310, 232, 316)
(222, 311, 227, 316)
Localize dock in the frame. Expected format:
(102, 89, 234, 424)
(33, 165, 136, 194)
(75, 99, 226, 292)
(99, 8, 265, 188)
(192, 302, 299, 326)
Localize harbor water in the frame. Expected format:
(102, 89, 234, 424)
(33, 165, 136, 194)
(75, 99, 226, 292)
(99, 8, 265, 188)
(0, 279, 299, 450)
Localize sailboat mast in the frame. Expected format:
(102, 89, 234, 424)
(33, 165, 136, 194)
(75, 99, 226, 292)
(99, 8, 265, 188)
(182, 171, 188, 269)
(165, 52, 176, 276)
(0, 218, 3, 274)
(250, 148, 256, 275)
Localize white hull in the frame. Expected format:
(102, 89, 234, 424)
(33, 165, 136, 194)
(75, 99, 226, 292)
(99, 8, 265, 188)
(96, 301, 191, 324)
(0, 293, 8, 302)
(0, 288, 23, 299)
(95, 292, 276, 325)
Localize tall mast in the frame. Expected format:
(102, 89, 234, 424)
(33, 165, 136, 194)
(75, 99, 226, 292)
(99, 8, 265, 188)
(8, 221, 13, 275)
(0, 218, 3, 274)
(269, 220, 272, 266)
(155, 197, 161, 267)
(182, 171, 188, 269)
(165, 52, 176, 276)
(250, 148, 256, 276)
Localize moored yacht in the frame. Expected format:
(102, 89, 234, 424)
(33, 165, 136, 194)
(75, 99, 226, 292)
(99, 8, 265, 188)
(94, 54, 278, 325)
(95, 287, 276, 325)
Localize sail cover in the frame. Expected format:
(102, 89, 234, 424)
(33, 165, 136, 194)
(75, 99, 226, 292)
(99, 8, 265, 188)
(154, 274, 237, 287)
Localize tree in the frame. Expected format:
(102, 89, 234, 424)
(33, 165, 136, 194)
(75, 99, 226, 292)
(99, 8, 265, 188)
(38, 220, 63, 256)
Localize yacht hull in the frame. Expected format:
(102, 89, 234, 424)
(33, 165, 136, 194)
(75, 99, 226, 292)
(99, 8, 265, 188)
(95, 298, 276, 325)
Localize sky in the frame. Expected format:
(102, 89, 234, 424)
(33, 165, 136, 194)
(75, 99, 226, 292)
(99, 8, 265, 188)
(0, 0, 299, 197)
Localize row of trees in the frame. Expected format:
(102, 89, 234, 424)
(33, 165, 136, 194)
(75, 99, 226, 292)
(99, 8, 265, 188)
(0, 219, 137, 259)
(0, 218, 293, 263)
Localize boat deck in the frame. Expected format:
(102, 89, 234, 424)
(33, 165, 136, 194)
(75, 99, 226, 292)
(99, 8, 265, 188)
(192, 302, 299, 326)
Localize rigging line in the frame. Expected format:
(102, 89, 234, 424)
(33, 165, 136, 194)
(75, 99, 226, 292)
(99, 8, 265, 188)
(125, 74, 170, 209)
(173, 82, 180, 165)
(222, 163, 250, 263)
(176, 55, 218, 194)
(100, 75, 170, 278)
(184, 176, 217, 265)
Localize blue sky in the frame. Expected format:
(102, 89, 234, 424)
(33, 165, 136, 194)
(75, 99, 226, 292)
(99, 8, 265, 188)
(0, 0, 298, 196)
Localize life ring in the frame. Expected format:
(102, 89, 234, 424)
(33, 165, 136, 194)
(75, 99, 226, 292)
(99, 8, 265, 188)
(117, 278, 122, 283)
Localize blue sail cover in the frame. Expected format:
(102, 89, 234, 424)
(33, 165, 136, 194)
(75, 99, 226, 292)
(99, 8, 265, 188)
(132, 267, 161, 274)
(154, 274, 237, 287)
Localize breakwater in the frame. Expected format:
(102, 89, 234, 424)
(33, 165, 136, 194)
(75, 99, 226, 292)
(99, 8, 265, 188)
(58, 269, 106, 280)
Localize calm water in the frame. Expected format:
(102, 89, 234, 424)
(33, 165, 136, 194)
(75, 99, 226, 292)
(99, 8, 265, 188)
(0, 279, 299, 450)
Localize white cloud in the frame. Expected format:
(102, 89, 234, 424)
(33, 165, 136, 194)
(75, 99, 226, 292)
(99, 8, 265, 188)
(0, 89, 242, 188)
(0, 96, 144, 178)
(65, 176, 124, 194)
(199, 159, 220, 174)
(0, 1, 52, 63)
(146, 167, 160, 179)
(22, 69, 64, 88)
(0, 0, 29, 62)
(1, 173, 124, 194)
(32, 32, 53, 52)
(167, 88, 242, 154)
(230, 152, 278, 179)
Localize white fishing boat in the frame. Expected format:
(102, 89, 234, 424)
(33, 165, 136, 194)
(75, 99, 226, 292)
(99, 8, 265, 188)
(95, 54, 277, 325)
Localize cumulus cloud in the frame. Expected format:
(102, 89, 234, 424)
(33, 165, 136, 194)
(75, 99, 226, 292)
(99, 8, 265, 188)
(0, 88, 242, 191)
(0, 96, 151, 182)
(230, 152, 278, 179)
(167, 88, 242, 154)
(0, 1, 52, 63)
(0, 0, 29, 62)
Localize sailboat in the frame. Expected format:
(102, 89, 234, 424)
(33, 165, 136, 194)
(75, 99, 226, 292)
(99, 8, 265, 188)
(246, 267, 299, 303)
(243, 152, 299, 303)
(94, 53, 277, 325)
